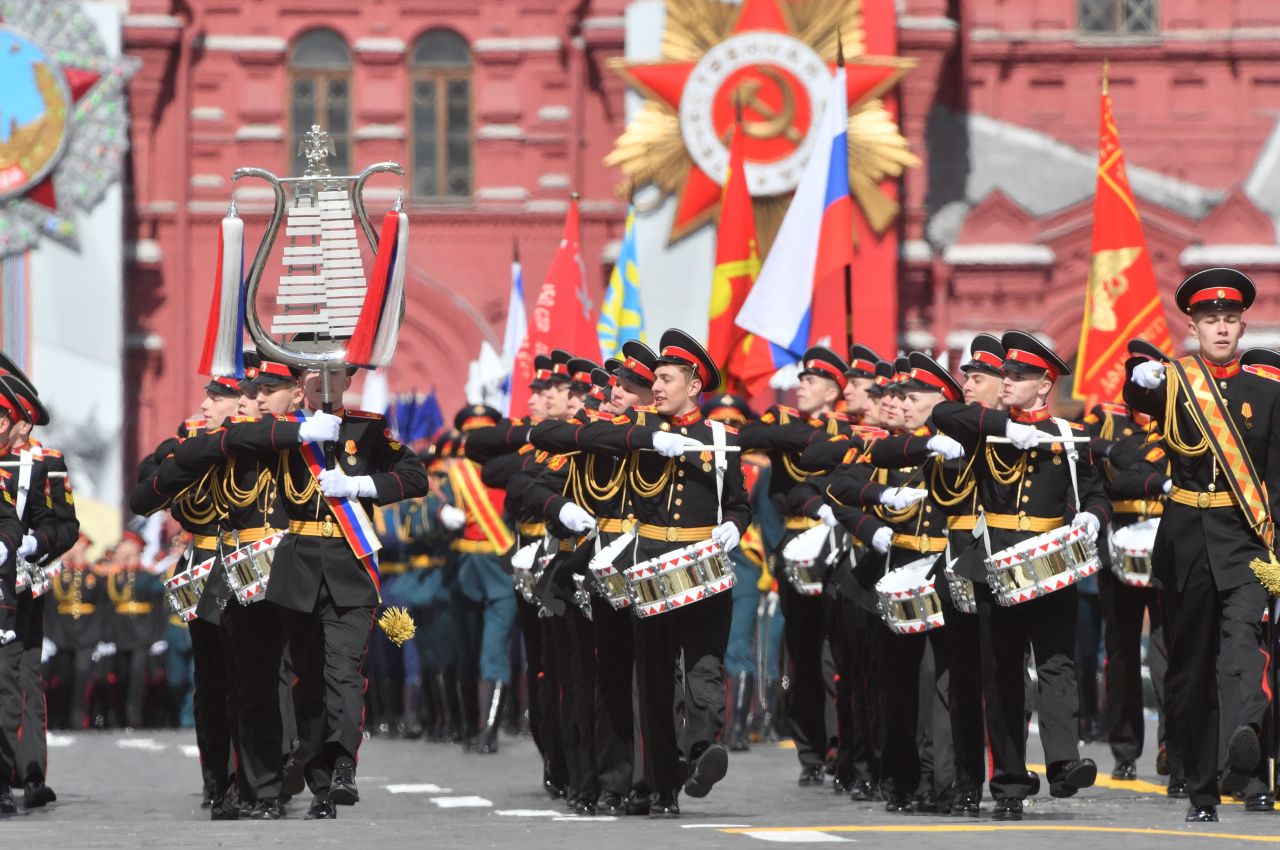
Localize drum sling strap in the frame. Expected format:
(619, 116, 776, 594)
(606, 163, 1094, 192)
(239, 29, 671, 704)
(974, 418, 1082, 557)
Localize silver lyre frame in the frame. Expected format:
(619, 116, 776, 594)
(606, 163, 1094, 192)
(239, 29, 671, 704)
(230, 158, 404, 404)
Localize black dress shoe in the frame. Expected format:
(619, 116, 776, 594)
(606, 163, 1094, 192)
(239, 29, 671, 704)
(1026, 771, 1041, 796)
(544, 778, 567, 800)
(1185, 804, 1218, 823)
(624, 791, 651, 816)
(1245, 792, 1275, 812)
(23, 781, 56, 808)
(992, 797, 1023, 821)
(575, 797, 597, 817)
(1222, 726, 1261, 794)
(798, 765, 824, 787)
(210, 795, 240, 821)
(848, 781, 874, 802)
(1155, 746, 1170, 777)
(328, 757, 359, 805)
(1050, 758, 1097, 798)
(954, 788, 981, 817)
(684, 744, 729, 798)
(305, 794, 338, 820)
(0, 786, 16, 815)
(201, 782, 215, 809)
(914, 791, 938, 814)
(1166, 779, 1189, 799)
(648, 791, 679, 819)
(1111, 761, 1137, 781)
(248, 798, 284, 820)
(884, 793, 913, 813)
(598, 791, 625, 816)
(832, 777, 850, 794)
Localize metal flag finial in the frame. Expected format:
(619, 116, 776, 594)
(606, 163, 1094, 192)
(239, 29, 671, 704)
(300, 124, 337, 177)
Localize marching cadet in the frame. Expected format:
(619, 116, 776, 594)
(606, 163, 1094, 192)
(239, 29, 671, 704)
(129, 376, 241, 818)
(446, 404, 517, 755)
(737, 345, 851, 787)
(0, 395, 27, 812)
(536, 330, 751, 817)
(1083, 338, 1172, 784)
(217, 366, 428, 819)
(45, 533, 101, 732)
(1126, 269, 1280, 821)
(933, 331, 1107, 820)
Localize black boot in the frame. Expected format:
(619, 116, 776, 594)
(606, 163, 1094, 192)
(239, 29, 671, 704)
(402, 680, 424, 740)
(759, 679, 780, 743)
(443, 669, 464, 743)
(460, 679, 481, 751)
(729, 672, 752, 752)
(477, 680, 503, 754)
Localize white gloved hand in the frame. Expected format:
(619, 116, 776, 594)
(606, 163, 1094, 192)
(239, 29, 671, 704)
(17, 534, 38, 559)
(317, 468, 375, 499)
(558, 502, 596, 534)
(926, 434, 965, 460)
(1131, 360, 1166, 390)
(41, 637, 56, 663)
(1161, 479, 1173, 495)
(712, 521, 742, 553)
(817, 504, 839, 528)
(1073, 511, 1101, 541)
(439, 504, 467, 531)
(149, 640, 169, 657)
(871, 526, 894, 554)
(0, 630, 16, 647)
(0, 542, 9, 565)
(1004, 420, 1041, 451)
(651, 431, 702, 458)
(880, 487, 929, 511)
(297, 411, 342, 444)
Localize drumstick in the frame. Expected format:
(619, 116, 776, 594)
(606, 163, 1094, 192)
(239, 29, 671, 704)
(985, 436, 1091, 445)
(640, 445, 742, 453)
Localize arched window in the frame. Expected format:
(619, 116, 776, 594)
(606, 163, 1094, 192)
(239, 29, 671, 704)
(410, 29, 472, 199)
(289, 29, 352, 175)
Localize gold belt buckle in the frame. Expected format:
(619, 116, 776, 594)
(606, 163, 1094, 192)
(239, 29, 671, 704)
(1017, 513, 1031, 532)
(321, 517, 336, 538)
(917, 536, 929, 554)
(621, 518, 636, 533)
(666, 526, 678, 543)
(1197, 491, 1211, 509)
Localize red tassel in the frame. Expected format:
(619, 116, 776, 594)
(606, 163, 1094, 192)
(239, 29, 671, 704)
(196, 223, 226, 376)
(346, 211, 400, 365)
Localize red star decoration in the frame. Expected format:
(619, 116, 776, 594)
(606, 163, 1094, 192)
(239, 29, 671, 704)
(614, 0, 910, 239)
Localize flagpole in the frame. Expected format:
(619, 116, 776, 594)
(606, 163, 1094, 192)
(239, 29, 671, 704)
(838, 28, 854, 356)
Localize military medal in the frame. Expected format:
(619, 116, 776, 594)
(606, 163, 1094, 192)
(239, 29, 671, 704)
(345, 438, 358, 466)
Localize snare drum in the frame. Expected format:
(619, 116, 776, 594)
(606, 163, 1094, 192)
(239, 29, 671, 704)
(510, 540, 541, 603)
(985, 523, 1100, 606)
(875, 557, 945, 634)
(222, 531, 285, 605)
(624, 539, 735, 618)
(164, 558, 215, 622)
(588, 530, 635, 610)
(1111, 518, 1159, 588)
(32, 560, 59, 598)
(14, 559, 34, 593)
(781, 525, 829, 596)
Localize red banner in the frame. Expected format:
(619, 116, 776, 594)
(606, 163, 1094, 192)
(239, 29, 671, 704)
(1072, 87, 1173, 404)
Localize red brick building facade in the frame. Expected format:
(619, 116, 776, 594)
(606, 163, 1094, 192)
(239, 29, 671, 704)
(119, 0, 1280, 474)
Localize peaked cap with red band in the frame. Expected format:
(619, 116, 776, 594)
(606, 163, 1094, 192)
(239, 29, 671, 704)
(568, 357, 602, 393)
(960, 333, 1005, 376)
(1000, 330, 1072, 380)
(615, 339, 659, 388)
(903, 352, 962, 402)
(549, 349, 573, 383)
(656, 328, 720, 391)
(846, 344, 882, 379)
(799, 346, 849, 391)
(1175, 267, 1256, 315)
(1126, 338, 1170, 364)
(531, 354, 554, 390)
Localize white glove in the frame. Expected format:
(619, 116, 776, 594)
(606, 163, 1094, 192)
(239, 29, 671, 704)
(926, 434, 965, 461)
(712, 521, 741, 553)
(41, 637, 56, 663)
(817, 504, 839, 529)
(0, 630, 15, 647)
(297, 411, 342, 444)
(1004, 420, 1041, 451)
(1161, 479, 1173, 495)
(0, 542, 8, 565)
(1131, 360, 1166, 390)
(880, 487, 929, 511)
(769, 363, 801, 391)
(318, 468, 375, 499)
(558, 502, 596, 534)
(440, 504, 466, 531)
(1073, 511, 1101, 541)
(871, 526, 893, 554)
(17, 534, 38, 559)
(651, 431, 702, 458)
(149, 640, 169, 657)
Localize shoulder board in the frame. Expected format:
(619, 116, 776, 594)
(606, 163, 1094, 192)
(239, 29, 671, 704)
(841, 447, 859, 466)
(272, 414, 291, 422)
(548, 454, 569, 471)
(777, 405, 798, 417)
(1244, 364, 1280, 383)
(510, 417, 526, 426)
(722, 424, 739, 436)
(853, 426, 890, 440)
(1098, 402, 1129, 416)
(383, 428, 403, 451)
(1082, 412, 1100, 425)
(534, 450, 549, 463)
(1, 489, 10, 505)
(345, 409, 383, 420)
(1144, 446, 1166, 463)
(760, 411, 777, 425)
(612, 414, 631, 425)
(230, 415, 256, 423)
(913, 426, 931, 437)
(184, 418, 206, 429)
(42, 448, 62, 458)
(828, 433, 850, 442)
(829, 411, 850, 423)
(1145, 431, 1163, 443)
(518, 443, 535, 455)
(634, 405, 658, 414)
(1068, 422, 1085, 431)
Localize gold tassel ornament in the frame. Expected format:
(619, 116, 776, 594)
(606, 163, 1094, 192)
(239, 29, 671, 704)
(377, 606, 417, 647)
(1249, 555, 1280, 597)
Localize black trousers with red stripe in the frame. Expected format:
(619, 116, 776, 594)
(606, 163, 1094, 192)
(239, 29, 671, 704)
(14, 592, 48, 786)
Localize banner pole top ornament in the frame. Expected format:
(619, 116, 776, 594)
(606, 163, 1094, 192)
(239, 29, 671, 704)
(605, 0, 918, 245)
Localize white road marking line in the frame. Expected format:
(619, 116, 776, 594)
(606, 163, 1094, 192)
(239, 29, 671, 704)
(117, 738, 167, 752)
(385, 783, 452, 794)
(552, 815, 618, 822)
(47, 733, 74, 747)
(181, 745, 200, 758)
(430, 796, 493, 808)
(683, 823, 752, 828)
(739, 831, 854, 843)
(496, 810, 563, 817)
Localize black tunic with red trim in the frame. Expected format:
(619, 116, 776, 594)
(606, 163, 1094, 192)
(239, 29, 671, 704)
(738, 406, 849, 520)
(220, 409, 429, 611)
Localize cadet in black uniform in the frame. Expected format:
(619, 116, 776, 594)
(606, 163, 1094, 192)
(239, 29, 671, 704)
(933, 331, 1107, 820)
(1125, 269, 1280, 821)
(218, 366, 428, 819)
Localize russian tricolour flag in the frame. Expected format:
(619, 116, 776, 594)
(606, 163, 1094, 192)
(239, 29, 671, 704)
(735, 65, 853, 365)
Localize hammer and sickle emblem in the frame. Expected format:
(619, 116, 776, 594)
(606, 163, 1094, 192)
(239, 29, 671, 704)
(731, 66, 802, 145)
